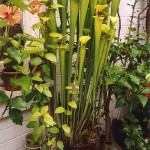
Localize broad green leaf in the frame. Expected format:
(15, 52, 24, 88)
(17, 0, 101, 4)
(41, 64, 50, 76)
(141, 88, 150, 94)
(7, 47, 22, 64)
(10, 97, 27, 108)
(62, 124, 71, 134)
(0, 91, 9, 104)
(68, 101, 77, 109)
(138, 95, 148, 107)
(47, 137, 56, 146)
(10, 39, 20, 48)
(0, 19, 7, 28)
(9, 108, 23, 125)
(14, 34, 38, 41)
(65, 110, 72, 116)
(55, 107, 65, 114)
(10, 76, 31, 93)
(32, 107, 40, 114)
(43, 89, 52, 97)
(28, 112, 41, 122)
(32, 76, 43, 82)
(30, 57, 42, 66)
(64, 132, 73, 138)
(105, 77, 116, 85)
(115, 98, 126, 108)
(119, 80, 132, 89)
(29, 41, 43, 47)
(32, 22, 42, 29)
(11, 0, 28, 10)
(45, 53, 57, 63)
(44, 116, 56, 126)
(128, 74, 140, 85)
(4, 58, 12, 64)
(22, 47, 44, 55)
(146, 73, 150, 82)
(27, 121, 37, 128)
(13, 66, 29, 74)
(35, 84, 43, 93)
(41, 106, 48, 115)
(33, 125, 45, 140)
(57, 141, 64, 150)
(48, 127, 59, 134)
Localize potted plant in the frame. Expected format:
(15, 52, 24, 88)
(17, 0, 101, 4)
(0, 0, 120, 149)
(25, 0, 120, 149)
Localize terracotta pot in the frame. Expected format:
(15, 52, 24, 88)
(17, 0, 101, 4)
(65, 142, 98, 150)
(26, 133, 41, 150)
(1, 70, 23, 91)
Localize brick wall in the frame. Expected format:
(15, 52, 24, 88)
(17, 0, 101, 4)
(0, 0, 147, 149)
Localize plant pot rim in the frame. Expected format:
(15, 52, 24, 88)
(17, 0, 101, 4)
(69, 141, 98, 148)
(1, 70, 22, 75)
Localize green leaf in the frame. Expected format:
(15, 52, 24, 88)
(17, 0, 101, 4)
(115, 98, 126, 108)
(65, 110, 72, 116)
(22, 47, 44, 55)
(55, 107, 65, 114)
(10, 97, 27, 108)
(146, 73, 150, 82)
(11, 0, 28, 10)
(105, 77, 116, 85)
(43, 89, 52, 97)
(44, 116, 56, 126)
(68, 101, 77, 109)
(4, 58, 12, 64)
(7, 47, 22, 64)
(48, 127, 59, 134)
(27, 121, 37, 128)
(0, 91, 9, 104)
(141, 88, 150, 94)
(45, 53, 57, 63)
(29, 41, 43, 47)
(9, 108, 23, 125)
(119, 79, 132, 89)
(128, 74, 140, 85)
(138, 95, 148, 107)
(64, 132, 73, 138)
(62, 124, 71, 134)
(28, 112, 41, 122)
(41, 64, 50, 76)
(35, 84, 43, 93)
(41, 106, 48, 115)
(32, 76, 43, 82)
(10, 76, 31, 93)
(30, 57, 43, 66)
(47, 137, 56, 146)
(32, 22, 43, 29)
(57, 141, 64, 150)
(13, 66, 29, 74)
(0, 19, 7, 28)
(33, 125, 45, 141)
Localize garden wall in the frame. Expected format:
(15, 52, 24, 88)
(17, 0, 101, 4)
(0, 0, 147, 149)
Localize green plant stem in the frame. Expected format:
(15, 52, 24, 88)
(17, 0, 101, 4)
(67, 0, 79, 85)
